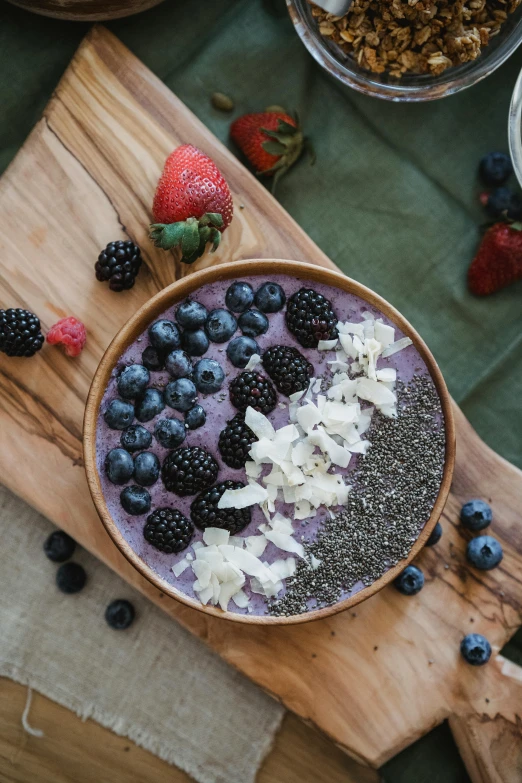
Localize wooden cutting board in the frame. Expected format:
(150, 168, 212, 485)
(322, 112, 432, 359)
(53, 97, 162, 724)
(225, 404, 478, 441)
(1, 25, 522, 781)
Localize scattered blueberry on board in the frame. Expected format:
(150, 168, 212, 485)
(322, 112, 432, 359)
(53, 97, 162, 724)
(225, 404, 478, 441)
(466, 535, 503, 570)
(105, 599, 136, 630)
(254, 282, 286, 313)
(484, 187, 522, 221)
(460, 499, 492, 531)
(44, 530, 76, 563)
(120, 425, 152, 453)
(227, 336, 260, 368)
(181, 328, 209, 356)
(56, 562, 87, 594)
(154, 417, 186, 448)
(134, 452, 160, 487)
(425, 521, 442, 547)
(238, 309, 269, 338)
(135, 388, 165, 422)
(184, 404, 206, 430)
(117, 364, 150, 399)
(393, 565, 424, 595)
(144, 508, 194, 553)
(105, 448, 135, 485)
(104, 399, 135, 430)
(175, 299, 208, 330)
(460, 633, 492, 666)
(120, 485, 151, 515)
(225, 281, 254, 313)
(193, 359, 225, 393)
(478, 152, 513, 187)
(205, 308, 237, 343)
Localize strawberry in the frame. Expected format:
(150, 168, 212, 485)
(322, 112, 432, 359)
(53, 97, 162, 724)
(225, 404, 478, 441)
(230, 111, 308, 190)
(150, 144, 233, 264)
(468, 222, 522, 295)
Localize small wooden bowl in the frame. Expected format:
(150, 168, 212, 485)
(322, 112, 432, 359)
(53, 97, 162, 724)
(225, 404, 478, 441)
(84, 259, 456, 625)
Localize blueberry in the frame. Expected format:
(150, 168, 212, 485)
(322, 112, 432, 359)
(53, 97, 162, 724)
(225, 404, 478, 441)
(193, 358, 225, 394)
(226, 336, 260, 368)
(104, 399, 135, 430)
(165, 349, 193, 379)
(44, 530, 76, 563)
(165, 378, 197, 411)
(56, 562, 87, 594)
(120, 424, 152, 453)
(479, 152, 513, 187)
(120, 485, 151, 515)
(135, 389, 165, 422)
(117, 364, 150, 399)
(105, 448, 135, 485)
(105, 599, 136, 630)
(460, 633, 492, 666)
(181, 328, 209, 356)
(176, 299, 208, 329)
(184, 404, 206, 430)
(205, 309, 237, 343)
(225, 281, 254, 313)
(142, 345, 164, 371)
(254, 282, 286, 313)
(460, 499, 492, 531)
(393, 565, 424, 595)
(466, 535, 503, 570)
(148, 319, 180, 353)
(425, 521, 442, 547)
(154, 417, 186, 448)
(485, 187, 522, 220)
(134, 451, 160, 487)
(238, 309, 269, 338)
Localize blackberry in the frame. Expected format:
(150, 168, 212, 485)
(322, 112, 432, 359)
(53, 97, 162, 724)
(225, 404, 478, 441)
(191, 480, 251, 534)
(144, 507, 194, 553)
(285, 288, 338, 348)
(262, 345, 313, 396)
(0, 308, 44, 357)
(162, 446, 218, 496)
(95, 240, 142, 292)
(218, 413, 258, 469)
(229, 371, 277, 414)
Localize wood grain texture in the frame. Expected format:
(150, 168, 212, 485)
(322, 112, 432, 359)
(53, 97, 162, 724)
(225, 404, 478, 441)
(84, 259, 455, 625)
(0, 25, 521, 776)
(0, 679, 380, 783)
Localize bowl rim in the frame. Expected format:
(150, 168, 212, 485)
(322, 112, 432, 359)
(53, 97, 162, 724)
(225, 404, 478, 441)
(84, 259, 456, 625)
(286, 0, 522, 102)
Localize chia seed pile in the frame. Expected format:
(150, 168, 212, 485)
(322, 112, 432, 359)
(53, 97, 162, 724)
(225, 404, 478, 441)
(269, 375, 445, 616)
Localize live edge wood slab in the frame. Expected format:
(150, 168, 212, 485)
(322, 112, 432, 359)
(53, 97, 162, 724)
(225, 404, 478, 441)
(0, 25, 521, 781)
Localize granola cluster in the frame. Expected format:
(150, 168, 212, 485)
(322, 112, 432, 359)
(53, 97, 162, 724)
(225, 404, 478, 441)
(311, 0, 521, 78)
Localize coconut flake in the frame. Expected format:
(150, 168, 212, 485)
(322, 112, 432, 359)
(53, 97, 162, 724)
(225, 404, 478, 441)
(232, 589, 250, 608)
(196, 585, 214, 605)
(245, 406, 275, 440)
(244, 353, 261, 371)
(374, 321, 395, 347)
(264, 529, 305, 557)
(192, 541, 204, 551)
(382, 337, 413, 357)
(245, 460, 262, 479)
(318, 338, 338, 351)
(218, 482, 268, 509)
(295, 499, 311, 519)
(356, 377, 396, 406)
(344, 322, 365, 338)
(172, 558, 190, 577)
(203, 527, 230, 547)
(245, 535, 268, 557)
(310, 555, 322, 570)
(269, 558, 296, 580)
(192, 559, 212, 589)
(376, 367, 397, 382)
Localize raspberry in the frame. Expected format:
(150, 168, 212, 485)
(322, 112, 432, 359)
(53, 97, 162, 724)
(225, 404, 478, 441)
(46, 317, 86, 357)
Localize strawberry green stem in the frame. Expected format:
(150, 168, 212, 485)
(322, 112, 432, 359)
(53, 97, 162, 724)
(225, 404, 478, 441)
(149, 213, 224, 264)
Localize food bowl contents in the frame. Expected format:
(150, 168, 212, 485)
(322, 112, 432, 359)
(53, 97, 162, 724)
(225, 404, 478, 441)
(95, 274, 446, 617)
(311, 0, 521, 78)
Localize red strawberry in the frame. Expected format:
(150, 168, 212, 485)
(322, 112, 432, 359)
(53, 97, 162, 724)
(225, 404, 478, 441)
(230, 111, 307, 190)
(150, 144, 233, 264)
(468, 222, 522, 295)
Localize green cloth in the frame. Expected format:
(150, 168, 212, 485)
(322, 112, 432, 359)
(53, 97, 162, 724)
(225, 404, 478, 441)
(1, 1, 521, 780)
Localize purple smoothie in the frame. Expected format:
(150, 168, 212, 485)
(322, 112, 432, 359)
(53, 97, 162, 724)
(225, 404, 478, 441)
(95, 274, 441, 616)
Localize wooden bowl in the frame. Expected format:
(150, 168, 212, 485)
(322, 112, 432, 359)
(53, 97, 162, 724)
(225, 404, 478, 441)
(6, 0, 165, 21)
(84, 259, 456, 625)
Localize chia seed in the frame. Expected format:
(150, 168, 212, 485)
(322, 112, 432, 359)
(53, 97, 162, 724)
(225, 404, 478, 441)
(269, 375, 445, 616)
